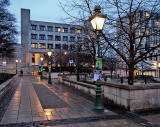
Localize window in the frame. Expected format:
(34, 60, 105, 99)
(39, 34, 46, 40)
(55, 27, 61, 32)
(62, 28, 68, 33)
(70, 36, 75, 42)
(31, 34, 37, 39)
(55, 36, 61, 41)
(39, 25, 45, 31)
(31, 25, 37, 30)
(48, 44, 53, 49)
(63, 36, 68, 41)
(145, 12, 150, 17)
(70, 27, 75, 33)
(31, 43, 37, 48)
(70, 44, 75, 50)
(48, 35, 53, 40)
(39, 43, 46, 48)
(77, 37, 82, 42)
(63, 44, 68, 50)
(145, 29, 149, 35)
(47, 26, 53, 31)
(77, 29, 81, 34)
(55, 44, 61, 49)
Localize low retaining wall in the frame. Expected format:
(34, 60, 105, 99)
(58, 75, 160, 111)
(103, 82, 160, 111)
(0, 75, 16, 101)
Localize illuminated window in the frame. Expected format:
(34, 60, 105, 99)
(145, 12, 149, 17)
(55, 27, 61, 32)
(32, 54, 35, 65)
(39, 43, 46, 48)
(62, 28, 68, 33)
(32, 53, 40, 66)
(138, 29, 141, 35)
(77, 29, 81, 34)
(155, 22, 160, 26)
(31, 43, 37, 48)
(145, 29, 149, 35)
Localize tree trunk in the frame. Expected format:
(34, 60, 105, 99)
(128, 64, 134, 85)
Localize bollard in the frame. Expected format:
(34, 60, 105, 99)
(144, 76, 147, 84)
(120, 77, 123, 84)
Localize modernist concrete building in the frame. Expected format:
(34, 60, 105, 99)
(21, 9, 83, 68)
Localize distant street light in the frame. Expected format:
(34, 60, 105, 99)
(89, 5, 106, 111)
(47, 50, 52, 84)
(16, 59, 18, 74)
(40, 56, 44, 80)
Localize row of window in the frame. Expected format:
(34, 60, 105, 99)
(31, 43, 75, 50)
(31, 25, 82, 34)
(31, 34, 82, 42)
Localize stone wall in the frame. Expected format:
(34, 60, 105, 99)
(58, 75, 160, 111)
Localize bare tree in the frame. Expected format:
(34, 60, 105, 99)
(0, 0, 18, 58)
(59, 0, 160, 85)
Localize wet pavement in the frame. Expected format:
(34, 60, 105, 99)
(0, 75, 159, 127)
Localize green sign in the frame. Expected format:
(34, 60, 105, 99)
(96, 57, 102, 69)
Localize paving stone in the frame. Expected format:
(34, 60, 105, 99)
(1, 75, 159, 127)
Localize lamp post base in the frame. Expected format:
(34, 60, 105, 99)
(48, 79, 52, 84)
(94, 81, 104, 111)
(48, 71, 52, 84)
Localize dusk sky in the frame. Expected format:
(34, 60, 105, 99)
(8, 0, 68, 43)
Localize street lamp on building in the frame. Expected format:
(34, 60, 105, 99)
(40, 56, 44, 80)
(16, 59, 18, 74)
(89, 5, 106, 111)
(47, 50, 52, 84)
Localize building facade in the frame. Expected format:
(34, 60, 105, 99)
(21, 9, 83, 68)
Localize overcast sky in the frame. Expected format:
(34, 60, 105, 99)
(8, 0, 68, 43)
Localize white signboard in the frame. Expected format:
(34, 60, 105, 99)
(94, 70, 102, 81)
(69, 60, 73, 64)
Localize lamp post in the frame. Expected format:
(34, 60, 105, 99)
(40, 56, 44, 80)
(16, 59, 18, 74)
(47, 50, 52, 84)
(90, 5, 106, 111)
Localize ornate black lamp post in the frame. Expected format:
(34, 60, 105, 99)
(90, 5, 106, 111)
(40, 56, 44, 80)
(47, 50, 52, 84)
(16, 59, 18, 74)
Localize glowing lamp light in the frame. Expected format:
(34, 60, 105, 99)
(90, 5, 106, 31)
(47, 51, 52, 57)
(16, 59, 18, 63)
(64, 51, 67, 55)
(40, 57, 44, 62)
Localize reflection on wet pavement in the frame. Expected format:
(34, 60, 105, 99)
(0, 76, 142, 127)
